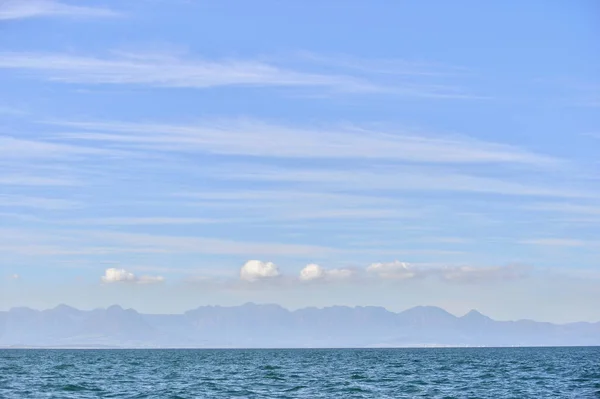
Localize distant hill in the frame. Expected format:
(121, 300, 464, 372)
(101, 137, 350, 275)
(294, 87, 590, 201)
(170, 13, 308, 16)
(0, 303, 598, 348)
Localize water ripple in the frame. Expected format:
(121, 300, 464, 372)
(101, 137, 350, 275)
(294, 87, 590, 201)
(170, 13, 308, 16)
(0, 347, 599, 398)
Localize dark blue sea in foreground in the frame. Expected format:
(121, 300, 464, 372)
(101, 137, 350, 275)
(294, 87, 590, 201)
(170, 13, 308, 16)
(1, 347, 599, 398)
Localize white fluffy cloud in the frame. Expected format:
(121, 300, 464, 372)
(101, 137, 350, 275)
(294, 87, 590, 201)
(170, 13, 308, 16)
(101, 268, 164, 284)
(102, 268, 135, 282)
(299, 264, 325, 281)
(240, 260, 280, 282)
(367, 261, 416, 279)
(299, 263, 354, 282)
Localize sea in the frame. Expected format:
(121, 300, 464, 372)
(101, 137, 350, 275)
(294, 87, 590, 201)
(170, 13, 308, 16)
(1, 347, 599, 398)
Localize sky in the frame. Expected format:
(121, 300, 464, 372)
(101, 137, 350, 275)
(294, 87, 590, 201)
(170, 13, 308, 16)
(0, 0, 599, 323)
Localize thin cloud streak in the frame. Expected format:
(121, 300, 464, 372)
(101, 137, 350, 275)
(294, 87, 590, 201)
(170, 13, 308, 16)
(0, 136, 123, 160)
(50, 119, 557, 165)
(366, 261, 530, 284)
(0, 228, 339, 257)
(211, 165, 594, 199)
(519, 238, 590, 247)
(0, 0, 118, 20)
(0, 174, 77, 186)
(0, 195, 80, 210)
(292, 51, 472, 77)
(71, 217, 225, 226)
(0, 52, 382, 92)
(526, 203, 600, 216)
(0, 51, 483, 98)
(178, 190, 420, 222)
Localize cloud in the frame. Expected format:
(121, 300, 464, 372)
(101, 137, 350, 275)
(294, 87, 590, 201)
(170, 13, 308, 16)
(0, 0, 118, 20)
(73, 217, 222, 226)
(299, 263, 354, 281)
(214, 164, 594, 199)
(0, 174, 77, 186)
(293, 51, 468, 77)
(367, 261, 417, 279)
(0, 50, 485, 98)
(137, 275, 166, 284)
(6, 273, 20, 280)
(48, 119, 555, 165)
(87, 231, 336, 257)
(0, 195, 80, 210)
(519, 238, 588, 247)
(0, 52, 379, 93)
(101, 268, 136, 283)
(100, 268, 164, 284)
(176, 190, 419, 222)
(0, 136, 119, 160)
(240, 260, 280, 282)
(299, 264, 325, 281)
(526, 203, 600, 216)
(367, 261, 529, 284)
(0, 228, 338, 257)
(440, 264, 528, 284)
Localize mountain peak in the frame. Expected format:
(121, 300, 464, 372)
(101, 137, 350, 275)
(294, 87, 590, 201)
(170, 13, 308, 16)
(461, 309, 492, 323)
(106, 304, 125, 312)
(463, 309, 486, 317)
(53, 304, 77, 311)
(50, 304, 80, 315)
(9, 306, 38, 314)
(1, 304, 597, 347)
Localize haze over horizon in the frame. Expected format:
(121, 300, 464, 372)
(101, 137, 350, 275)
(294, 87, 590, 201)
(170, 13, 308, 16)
(1, 1, 599, 324)
(6, 301, 600, 323)
(2, 302, 599, 348)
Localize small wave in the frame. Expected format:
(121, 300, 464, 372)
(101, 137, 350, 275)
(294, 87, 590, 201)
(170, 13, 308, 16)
(261, 365, 280, 370)
(53, 364, 74, 370)
(284, 385, 306, 392)
(61, 384, 86, 392)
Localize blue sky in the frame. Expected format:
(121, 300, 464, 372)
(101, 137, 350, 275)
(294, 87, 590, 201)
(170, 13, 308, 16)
(1, 0, 599, 322)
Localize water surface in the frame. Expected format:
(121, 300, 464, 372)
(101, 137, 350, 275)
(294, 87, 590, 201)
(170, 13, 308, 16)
(1, 347, 599, 398)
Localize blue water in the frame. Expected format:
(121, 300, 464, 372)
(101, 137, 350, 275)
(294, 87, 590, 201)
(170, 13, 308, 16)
(1, 347, 599, 398)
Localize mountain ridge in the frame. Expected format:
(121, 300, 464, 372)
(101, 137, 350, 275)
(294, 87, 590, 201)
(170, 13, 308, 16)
(1, 303, 598, 348)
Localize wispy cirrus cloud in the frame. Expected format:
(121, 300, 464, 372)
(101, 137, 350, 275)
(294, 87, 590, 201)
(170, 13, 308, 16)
(519, 238, 591, 247)
(208, 164, 593, 199)
(0, 51, 482, 98)
(0, 174, 77, 186)
(176, 189, 420, 222)
(71, 217, 225, 226)
(0, 136, 119, 160)
(0, 0, 118, 20)
(0, 52, 383, 92)
(0, 194, 80, 210)
(526, 202, 600, 216)
(0, 228, 338, 257)
(48, 119, 556, 165)
(292, 51, 469, 77)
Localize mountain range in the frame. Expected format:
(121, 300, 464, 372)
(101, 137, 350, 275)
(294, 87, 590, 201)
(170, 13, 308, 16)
(1, 303, 598, 348)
